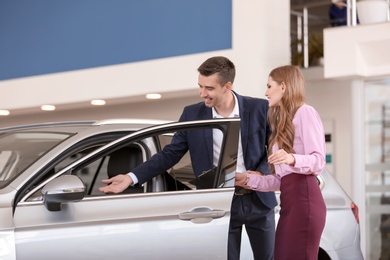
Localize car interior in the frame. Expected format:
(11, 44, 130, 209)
(55, 138, 194, 196)
(106, 145, 144, 194)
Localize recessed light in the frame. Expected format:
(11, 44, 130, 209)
(41, 105, 56, 111)
(0, 110, 10, 116)
(146, 93, 162, 99)
(91, 99, 106, 106)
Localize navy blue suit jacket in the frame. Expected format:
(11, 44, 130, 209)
(133, 91, 277, 209)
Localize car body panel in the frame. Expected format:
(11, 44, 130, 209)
(14, 190, 234, 259)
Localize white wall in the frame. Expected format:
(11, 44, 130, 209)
(324, 22, 390, 79)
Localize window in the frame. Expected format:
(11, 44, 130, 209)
(0, 132, 70, 187)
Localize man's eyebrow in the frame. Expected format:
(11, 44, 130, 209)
(198, 83, 214, 88)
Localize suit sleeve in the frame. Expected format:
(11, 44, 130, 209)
(132, 109, 190, 184)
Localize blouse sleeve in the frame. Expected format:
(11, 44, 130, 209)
(286, 105, 326, 175)
(246, 173, 281, 192)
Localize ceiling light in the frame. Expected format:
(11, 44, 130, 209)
(0, 110, 10, 116)
(146, 93, 162, 99)
(91, 99, 106, 106)
(41, 105, 56, 111)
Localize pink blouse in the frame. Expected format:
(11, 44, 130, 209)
(246, 104, 326, 192)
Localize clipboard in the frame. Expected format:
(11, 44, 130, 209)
(189, 168, 217, 189)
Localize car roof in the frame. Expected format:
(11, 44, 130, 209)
(0, 118, 172, 133)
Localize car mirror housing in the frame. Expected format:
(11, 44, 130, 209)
(41, 175, 85, 212)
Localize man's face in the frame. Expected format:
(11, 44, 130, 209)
(198, 73, 229, 108)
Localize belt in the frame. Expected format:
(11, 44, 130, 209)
(234, 186, 254, 195)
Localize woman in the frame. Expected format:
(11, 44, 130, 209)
(235, 65, 326, 260)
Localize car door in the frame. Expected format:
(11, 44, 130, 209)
(13, 118, 240, 260)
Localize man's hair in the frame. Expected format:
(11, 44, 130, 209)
(197, 56, 236, 85)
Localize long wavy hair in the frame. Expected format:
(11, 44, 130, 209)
(268, 65, 305, 173)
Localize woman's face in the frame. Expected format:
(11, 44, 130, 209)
(265, 76, 285, 107)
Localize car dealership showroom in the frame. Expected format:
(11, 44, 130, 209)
(1, 1, 390, 259)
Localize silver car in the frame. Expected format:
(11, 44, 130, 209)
(0, 118, 363, 259)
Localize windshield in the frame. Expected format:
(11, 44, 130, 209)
(0, 132, 70, 187)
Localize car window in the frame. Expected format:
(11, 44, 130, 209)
(77, 142, 147, 195)
(156, 127, 237, 190)
(75, 134, 195, 196)
(22, 119, 239, 202)
(157, 133, 195, 188)
(23, 132, 133, 202)
(25, 137, 160, 200)
(79, 126, 236, 195)
(0, 132, 71, 187)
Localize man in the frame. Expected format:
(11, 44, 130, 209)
(329, 0, 347, 27)
(99, 56, 277, 259)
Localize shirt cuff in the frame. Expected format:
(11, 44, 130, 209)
(128, 172, 138, 185)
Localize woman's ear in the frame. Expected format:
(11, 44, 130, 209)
(281, 82, 286, 94)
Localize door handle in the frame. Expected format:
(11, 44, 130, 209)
(179, 207, 226, 224)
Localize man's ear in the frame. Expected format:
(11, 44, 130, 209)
(224, 81, 233, 91)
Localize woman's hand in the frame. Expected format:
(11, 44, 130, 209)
(268, 149, 295, 166)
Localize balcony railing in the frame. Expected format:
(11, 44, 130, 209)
(290, 0, 390, 68)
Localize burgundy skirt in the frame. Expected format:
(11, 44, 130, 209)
(274, 173, 326, 260)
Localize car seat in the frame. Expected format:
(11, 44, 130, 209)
(107, 146, 144, 193)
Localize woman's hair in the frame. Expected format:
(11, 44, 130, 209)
(197, 56, 235, 86)
(267, 65, 305, 171)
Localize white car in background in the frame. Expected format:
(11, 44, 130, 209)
(0, 118, 363, 259)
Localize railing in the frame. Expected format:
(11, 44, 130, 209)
(290, 1, 332, 68)
(291, 0, 390, 68)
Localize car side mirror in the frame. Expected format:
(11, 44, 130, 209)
(41, 175, 85, 212)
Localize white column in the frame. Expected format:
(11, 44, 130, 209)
(303, 7, 309, 69)
(351, 79, 366, 258)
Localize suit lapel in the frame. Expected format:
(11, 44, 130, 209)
(235, 92, 249, 162)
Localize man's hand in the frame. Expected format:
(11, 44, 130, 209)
(235, 170, 263, 187)
(235, 172, 248, 187)
(99, 174, 133, 194)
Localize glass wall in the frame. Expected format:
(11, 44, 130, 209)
(364, 79, 390, 260)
